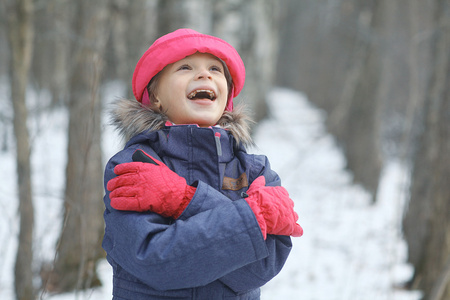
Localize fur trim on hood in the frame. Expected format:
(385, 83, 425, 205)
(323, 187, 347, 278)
(110, 98, 254, 148)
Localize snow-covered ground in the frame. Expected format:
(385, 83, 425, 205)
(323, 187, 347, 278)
(0, 84, 422, 299)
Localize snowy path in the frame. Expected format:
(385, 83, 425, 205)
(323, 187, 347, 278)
(256, 88, 420, 300)
(0, 87, 421, 299)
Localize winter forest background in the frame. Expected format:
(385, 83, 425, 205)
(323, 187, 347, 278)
(1, 0, 449, 300)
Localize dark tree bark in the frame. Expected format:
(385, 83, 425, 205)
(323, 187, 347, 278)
(403, 0, 450, 298)
(4, 0, 35, 299)
(211, 0, 279, 122)
(276, 0, 384, 199)
(44, 0, 111, 293)
(107, 0, 157, 98)
(327, 0, 383, 200)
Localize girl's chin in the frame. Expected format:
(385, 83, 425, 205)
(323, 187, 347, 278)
(193, 119, 219, 127)
(187, 116, 221, 127)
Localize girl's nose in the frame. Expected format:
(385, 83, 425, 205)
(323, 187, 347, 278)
(196, 69, 212, 80)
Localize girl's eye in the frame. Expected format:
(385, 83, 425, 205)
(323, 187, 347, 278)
(177, 64, 191, 71)
(210, 65, 223, 72)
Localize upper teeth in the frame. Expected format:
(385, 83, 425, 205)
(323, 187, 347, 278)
(188, 90, 215, 100)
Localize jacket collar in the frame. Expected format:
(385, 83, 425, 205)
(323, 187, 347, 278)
(124, 125, 242, 186)
(109, 98, 254, 148)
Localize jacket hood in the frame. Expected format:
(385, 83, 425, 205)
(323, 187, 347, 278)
(109, 98, 254, 147)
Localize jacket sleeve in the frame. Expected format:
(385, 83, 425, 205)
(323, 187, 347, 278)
(218, 235, 291, 292)
(166, 153, 293, 293)
(103, 151, 270, 291)
(218, 154, 293, 293)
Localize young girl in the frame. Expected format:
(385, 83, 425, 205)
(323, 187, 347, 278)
(103, 28, 302, 300)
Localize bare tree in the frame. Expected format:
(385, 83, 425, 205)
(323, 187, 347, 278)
(107, 0, 157, 98)
(277, 0, 383, 199)
(326, 0, 383, 200)
(33, 0, 72, 106)
(3, 0, 35, 299)
(44, 0, 111, 292)
(211, 0, 280, 122)
(403, 0, 450, 298)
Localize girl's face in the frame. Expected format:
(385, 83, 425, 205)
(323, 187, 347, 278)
(154, 52, 229, 127)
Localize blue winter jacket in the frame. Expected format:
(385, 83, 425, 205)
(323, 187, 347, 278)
(103, 123, 292, 299)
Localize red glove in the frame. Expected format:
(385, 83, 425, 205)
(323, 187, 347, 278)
(107, 150, 196, 219)
(244, 176, 303, 239)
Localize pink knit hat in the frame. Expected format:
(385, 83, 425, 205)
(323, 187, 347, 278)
(132, 28, 245, 111)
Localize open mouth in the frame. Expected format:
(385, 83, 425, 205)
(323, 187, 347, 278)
(187, 89, 216, 101)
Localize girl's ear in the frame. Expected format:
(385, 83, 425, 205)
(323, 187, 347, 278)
(152, 97, 162, 110)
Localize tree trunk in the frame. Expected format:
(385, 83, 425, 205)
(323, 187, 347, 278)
(45, 0, 110, 292)
(403, 0, 450, 298)
(211, 0, 279, 122)
(48, 0, 71, 105)
(276, 0, 384, 199)
(400, 0, 436, 272)
(4, 0, 35, 299)
(326, 0, 383, 200)
(107, 0, 157, 98)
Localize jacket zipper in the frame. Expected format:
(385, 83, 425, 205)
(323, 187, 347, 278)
(214, 132, 222, 156)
